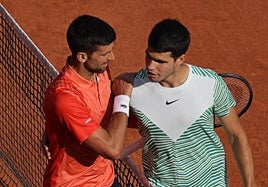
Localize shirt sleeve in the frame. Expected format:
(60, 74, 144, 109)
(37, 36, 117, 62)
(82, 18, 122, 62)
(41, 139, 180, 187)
(55, 91, 100, 143)
(213, 76, 236, 117)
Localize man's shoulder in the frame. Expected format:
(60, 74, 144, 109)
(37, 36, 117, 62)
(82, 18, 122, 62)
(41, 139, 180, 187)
(190, 64, 219, 79)
(45, 72, 82, 99)
(135, 69, 147, 79)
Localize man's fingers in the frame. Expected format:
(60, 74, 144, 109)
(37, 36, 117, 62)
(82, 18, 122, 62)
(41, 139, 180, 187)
(116, 72, 135, 84)
(112, 77, 133, 96)
(43, 145, 51, 160)
(40, 133, 51, 159)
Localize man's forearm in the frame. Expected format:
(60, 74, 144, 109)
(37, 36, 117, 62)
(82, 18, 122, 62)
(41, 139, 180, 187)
(231, 135, 255, 186)
(107, 112, 129, 158)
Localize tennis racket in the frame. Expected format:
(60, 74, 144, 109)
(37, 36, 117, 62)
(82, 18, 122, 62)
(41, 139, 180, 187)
(214, 73, 253, 128)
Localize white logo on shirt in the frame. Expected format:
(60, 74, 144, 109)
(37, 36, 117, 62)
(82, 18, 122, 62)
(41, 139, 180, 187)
(85, 118, 92, 124)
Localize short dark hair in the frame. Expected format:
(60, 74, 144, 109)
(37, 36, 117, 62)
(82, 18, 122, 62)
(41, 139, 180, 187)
(67, 15, 116, 57)
(148, 18, 190, 60)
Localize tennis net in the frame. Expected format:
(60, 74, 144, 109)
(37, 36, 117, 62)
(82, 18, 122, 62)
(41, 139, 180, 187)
(0, 3, 58, 187)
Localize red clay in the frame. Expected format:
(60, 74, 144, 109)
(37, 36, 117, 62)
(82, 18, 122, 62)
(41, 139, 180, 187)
(2, 1, 267, 186)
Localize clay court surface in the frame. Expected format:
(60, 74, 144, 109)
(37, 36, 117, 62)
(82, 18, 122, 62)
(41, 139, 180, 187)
(1, 1, 268, 186)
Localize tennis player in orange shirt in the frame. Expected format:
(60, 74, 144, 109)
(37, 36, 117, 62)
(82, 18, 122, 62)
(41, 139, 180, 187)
(42, 15, 132, 187)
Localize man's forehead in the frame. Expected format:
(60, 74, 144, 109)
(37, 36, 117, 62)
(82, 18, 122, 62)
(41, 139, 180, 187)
(97, 43, 114, 52)
(146, 46, 172, 57)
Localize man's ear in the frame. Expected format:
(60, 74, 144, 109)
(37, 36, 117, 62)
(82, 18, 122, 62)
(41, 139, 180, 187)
(176, 54, 186, 64)
(77, 52, 88, 63)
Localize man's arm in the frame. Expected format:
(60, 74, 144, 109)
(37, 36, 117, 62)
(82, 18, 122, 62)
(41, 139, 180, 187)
(42, 77, 133, 160)
(42, 111, 130, 161)
(83, 77, 133, 160)
(117, 72, 139, 129)
(219, 107, 256, 186)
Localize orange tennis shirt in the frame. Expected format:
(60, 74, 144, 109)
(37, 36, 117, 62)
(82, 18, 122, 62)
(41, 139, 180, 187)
(43, 64, 114, 187)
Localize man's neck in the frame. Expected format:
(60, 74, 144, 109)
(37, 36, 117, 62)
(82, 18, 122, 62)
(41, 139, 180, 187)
(159, 64, 189, 88)
(68, 56, 96, 82)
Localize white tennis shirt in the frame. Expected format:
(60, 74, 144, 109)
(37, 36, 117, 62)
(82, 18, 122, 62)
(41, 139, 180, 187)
(130, 64, 236, 187)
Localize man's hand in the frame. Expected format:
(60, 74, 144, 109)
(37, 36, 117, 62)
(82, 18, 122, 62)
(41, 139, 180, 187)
(116, 72, 136, 85)
(112, 73, 135, 97)
(41, 133, 51, 160)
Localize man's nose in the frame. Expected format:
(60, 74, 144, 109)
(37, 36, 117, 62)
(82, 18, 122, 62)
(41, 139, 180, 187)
(108, 51, 115, 61)
(146, 60, 156, 70)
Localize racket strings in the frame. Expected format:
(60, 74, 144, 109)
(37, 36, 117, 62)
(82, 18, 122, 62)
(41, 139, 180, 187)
(224, 78, 251, 115)
(214, 74, 252, 127)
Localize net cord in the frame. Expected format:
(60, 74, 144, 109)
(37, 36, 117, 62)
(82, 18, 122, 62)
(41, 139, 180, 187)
(0, 3, 59, 79)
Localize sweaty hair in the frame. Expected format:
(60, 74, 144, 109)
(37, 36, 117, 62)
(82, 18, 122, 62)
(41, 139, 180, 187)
(148, 18, 190, 60)
(67, 15, 116, 57)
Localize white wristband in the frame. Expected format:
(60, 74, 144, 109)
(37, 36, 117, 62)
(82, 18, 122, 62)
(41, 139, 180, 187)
(113, 95, 130, 116)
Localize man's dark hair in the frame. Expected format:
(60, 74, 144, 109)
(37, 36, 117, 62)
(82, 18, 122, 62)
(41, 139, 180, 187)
(148, 18, 190, 60)
(67, 15, 116, 57)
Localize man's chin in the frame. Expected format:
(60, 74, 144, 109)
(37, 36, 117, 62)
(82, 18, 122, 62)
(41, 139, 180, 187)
(148, 77, 159, 82)
(100, 64, 109, 72)
(97, 69, 105, 73)
(147, 75, 159, 82)
(96, 66, 107, 73)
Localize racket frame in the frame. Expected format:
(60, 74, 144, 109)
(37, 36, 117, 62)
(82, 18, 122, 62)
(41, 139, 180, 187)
(214, 73, 253, 128)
